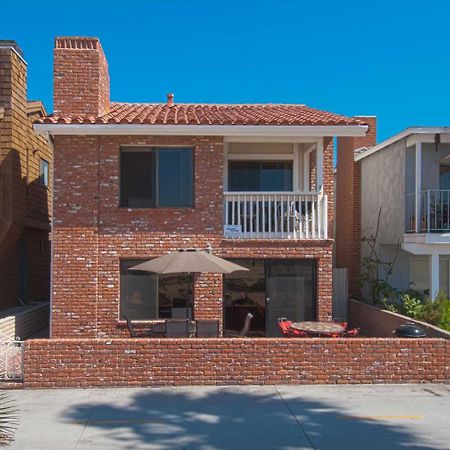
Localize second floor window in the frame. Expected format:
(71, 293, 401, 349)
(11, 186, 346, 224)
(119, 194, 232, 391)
(39, 159, 49, 187)
(228, 161, 292, 192)
(120, 147, 194, 208)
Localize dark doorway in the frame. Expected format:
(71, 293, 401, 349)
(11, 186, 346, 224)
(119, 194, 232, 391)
(17, 239, 28, 303)
(223, 259, 316, 337)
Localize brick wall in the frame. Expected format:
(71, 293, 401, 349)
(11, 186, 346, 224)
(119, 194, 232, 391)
(24, 337, 449, 388)
(335, 117, 376, 296)
(51, 132, 334, 337)
(54, 37, 110, 116)
(349, 299, 450, 339)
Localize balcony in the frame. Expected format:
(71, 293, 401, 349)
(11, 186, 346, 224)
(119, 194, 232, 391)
(406, 190, 450, 233)
(223, 192, 328, 240)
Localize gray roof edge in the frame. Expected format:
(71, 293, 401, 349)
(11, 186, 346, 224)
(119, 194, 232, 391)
(354, 126, 450, 162)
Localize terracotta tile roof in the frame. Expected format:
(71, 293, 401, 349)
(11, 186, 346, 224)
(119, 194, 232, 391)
(36, 102, 367, 127)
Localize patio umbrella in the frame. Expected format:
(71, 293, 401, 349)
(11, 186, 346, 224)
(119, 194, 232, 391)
(129, 249, 248, 274)
(129, 249, 248, 319)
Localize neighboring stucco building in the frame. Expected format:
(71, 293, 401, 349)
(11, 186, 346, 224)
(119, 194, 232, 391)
(34, 36, 370, 338)
(336, 125, 450, 300)
(0, 41, 52, 309)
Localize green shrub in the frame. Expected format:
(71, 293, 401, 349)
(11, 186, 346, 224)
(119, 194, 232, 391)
(381, 291, 450, 332)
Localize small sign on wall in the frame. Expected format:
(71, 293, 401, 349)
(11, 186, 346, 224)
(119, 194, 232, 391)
(224, 224, 242, 238)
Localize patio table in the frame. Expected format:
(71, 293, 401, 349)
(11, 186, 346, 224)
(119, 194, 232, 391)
(289, 321, 344, 336)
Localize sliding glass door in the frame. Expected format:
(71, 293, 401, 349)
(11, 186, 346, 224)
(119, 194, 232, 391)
(223, 259, 316, 337)
(265, 259, 316, 337)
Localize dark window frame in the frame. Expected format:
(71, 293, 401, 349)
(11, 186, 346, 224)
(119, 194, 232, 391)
(119, 258, 193, 321)
(223, 258, 317, 337)
(119, 146, 195, 209)
(228, 160, 293, 192)
(39, 158, 49, 187)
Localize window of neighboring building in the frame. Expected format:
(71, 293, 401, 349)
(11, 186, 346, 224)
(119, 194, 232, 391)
(119, 259, 192, 320)
(39, 159, 49, 187)
(410, 257, 430, 295)
(439, 257, 449, 297)
(228, 161, 293, 191)
(120, 147, 194, 208)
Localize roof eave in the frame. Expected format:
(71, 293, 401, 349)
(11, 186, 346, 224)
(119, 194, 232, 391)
(34, 123, 368, 137)
(354, 126, 450, 162)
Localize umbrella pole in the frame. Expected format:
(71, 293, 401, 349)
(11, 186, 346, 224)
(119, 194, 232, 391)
(187, 272, 193, 320)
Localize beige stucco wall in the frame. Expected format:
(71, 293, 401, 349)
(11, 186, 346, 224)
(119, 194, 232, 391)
(361, 139, 406, 245)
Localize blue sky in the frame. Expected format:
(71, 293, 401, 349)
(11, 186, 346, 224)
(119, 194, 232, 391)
(3, 1, 450, 142)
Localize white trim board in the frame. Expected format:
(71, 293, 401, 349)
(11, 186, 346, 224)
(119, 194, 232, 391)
(34, 123, 368, 137)
(355, 126, 450, 162)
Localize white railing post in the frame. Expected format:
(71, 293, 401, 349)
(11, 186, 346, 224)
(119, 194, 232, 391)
(223, 191, 328, 240)
(426, 190, 431, 233)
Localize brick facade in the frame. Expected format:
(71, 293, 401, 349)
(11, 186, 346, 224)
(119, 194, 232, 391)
(24, 337, 449, 388)
(0, 42, 52, 309)
(51, 134, 334, 337)
(335, 117, 376, 297)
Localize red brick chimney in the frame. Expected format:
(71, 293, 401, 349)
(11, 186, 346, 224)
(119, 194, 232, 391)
(53, 37, 110, 117)
(335, 116, 377, 298)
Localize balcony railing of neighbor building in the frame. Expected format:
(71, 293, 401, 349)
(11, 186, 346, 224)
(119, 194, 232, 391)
(406, 190, 450, 233)
(223, 192, 328, 239)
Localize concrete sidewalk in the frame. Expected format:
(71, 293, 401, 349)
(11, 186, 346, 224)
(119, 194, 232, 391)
(7, 384, 450, 449)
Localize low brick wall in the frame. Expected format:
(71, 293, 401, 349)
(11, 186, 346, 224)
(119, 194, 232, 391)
(349, 299, 450, 339)
(24, 337, 449, 388)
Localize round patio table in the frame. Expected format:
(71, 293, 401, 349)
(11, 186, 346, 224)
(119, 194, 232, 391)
(290, 321, 344, 336)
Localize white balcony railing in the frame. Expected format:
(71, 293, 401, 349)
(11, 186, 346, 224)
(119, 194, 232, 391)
(223, 192, 328, 239)
(406, 190, 450, 233)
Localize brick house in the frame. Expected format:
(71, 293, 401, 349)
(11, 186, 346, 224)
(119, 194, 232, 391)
(0, 41, 52, 309)
(35, 36, 371, 338)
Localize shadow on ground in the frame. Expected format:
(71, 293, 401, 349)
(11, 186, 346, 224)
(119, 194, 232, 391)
(62, 387, 439, 450)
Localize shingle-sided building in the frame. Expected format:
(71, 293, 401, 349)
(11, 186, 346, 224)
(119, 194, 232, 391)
(35, 36, 371, 338)
(0, 41, 52, 309)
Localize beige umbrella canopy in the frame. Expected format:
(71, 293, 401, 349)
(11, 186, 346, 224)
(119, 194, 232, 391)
(129, 249, 248, 321)
(129, 249, 249, 274)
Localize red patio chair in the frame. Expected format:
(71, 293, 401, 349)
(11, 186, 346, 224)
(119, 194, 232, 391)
(277, 318, 307, 338)
(277, 318, 292, 337)
(344, 327, 360, 337)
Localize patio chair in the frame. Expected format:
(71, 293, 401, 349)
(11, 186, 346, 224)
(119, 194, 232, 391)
(124, 315, 138, 337)
(277, 317, 292, 337)
(224, 313, 254, 337)
(165, 319, 190, 338)
(343, 327, 360, 337)
(171, 307, 192, 320)
(123, 315, 156, 338)
(195, 319, 219, 338)
(277, 318, 307, 338)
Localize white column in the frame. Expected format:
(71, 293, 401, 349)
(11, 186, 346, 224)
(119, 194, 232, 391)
(303, 147, 312, 191)
(293, 144, 299, 191)
(430, 252, 439, 301)
(316, 138, 324, 193)
(415, 141, 422, 232)
(223, 142, 228, 191)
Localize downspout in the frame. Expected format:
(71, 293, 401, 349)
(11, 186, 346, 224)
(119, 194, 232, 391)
(47, 132, 54, 339)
